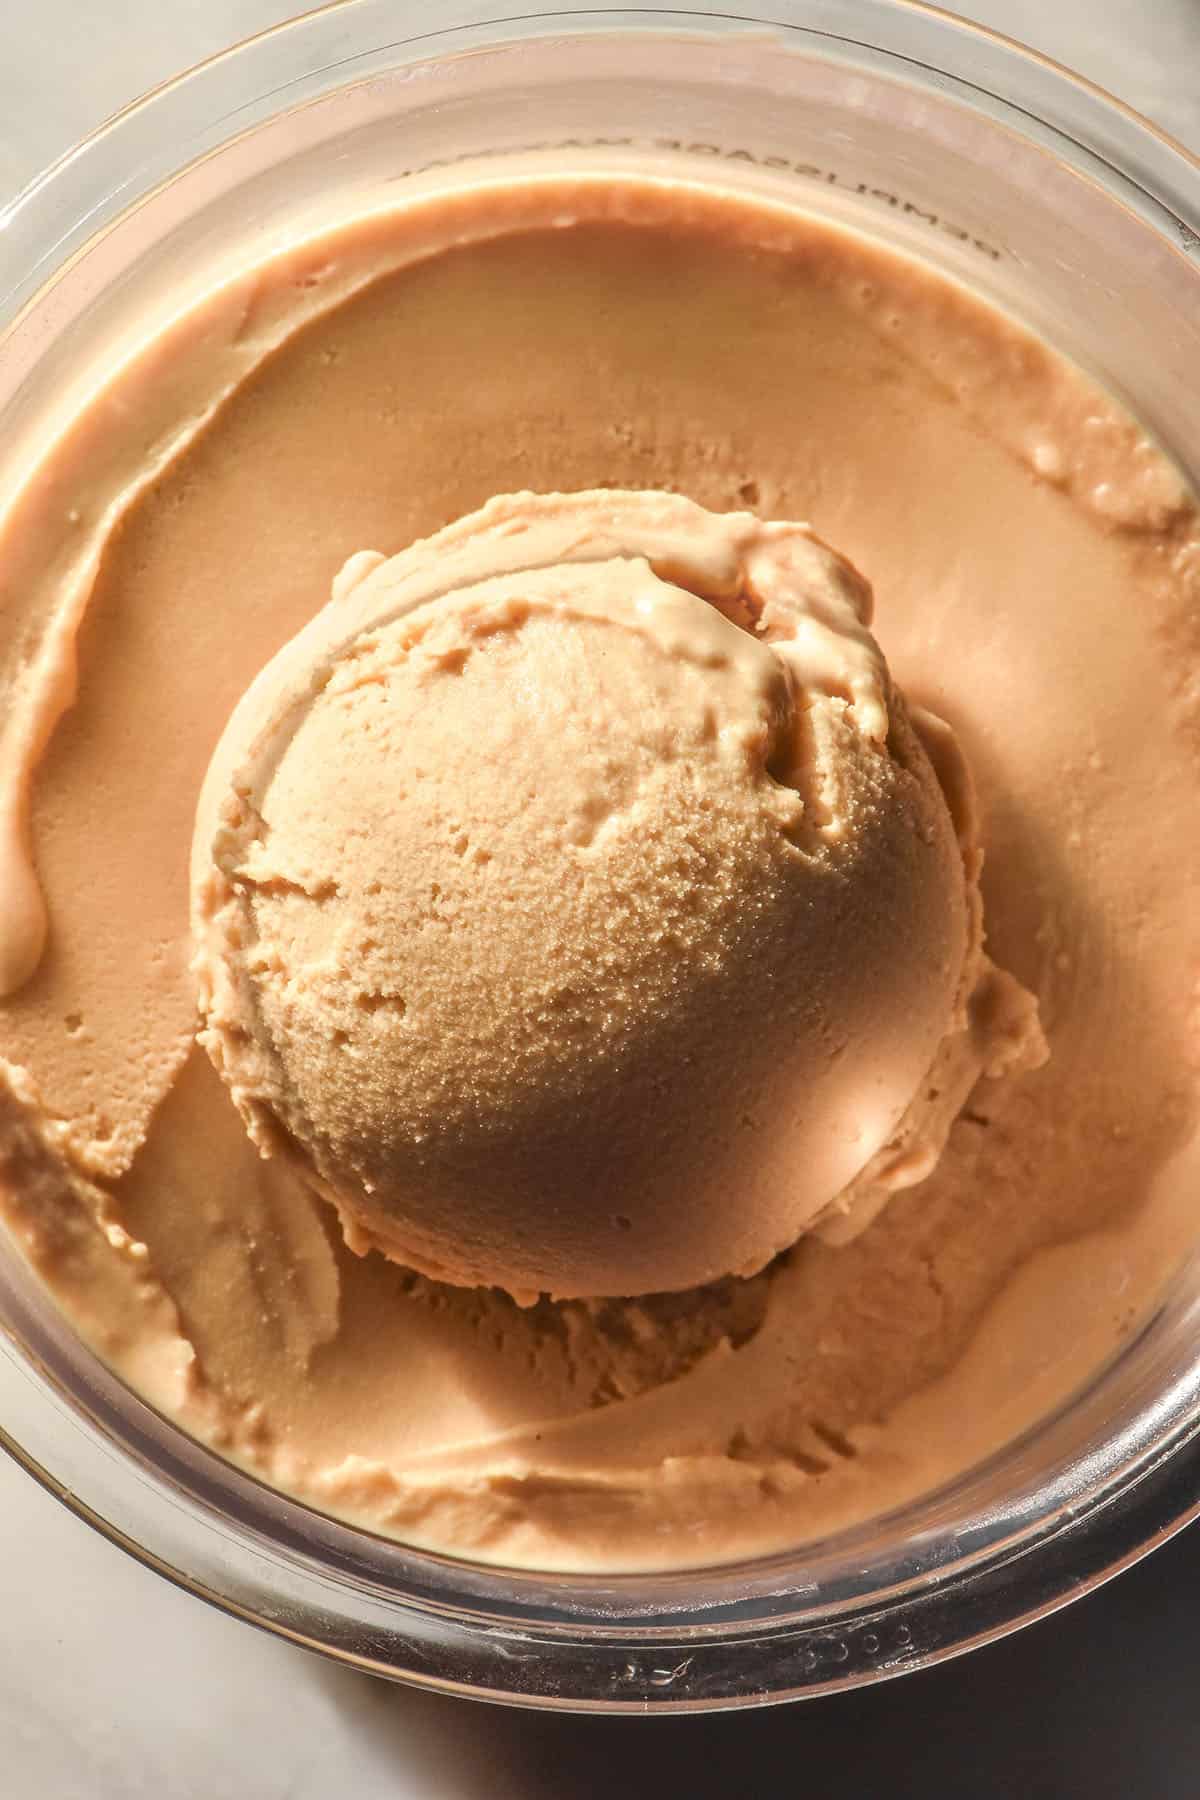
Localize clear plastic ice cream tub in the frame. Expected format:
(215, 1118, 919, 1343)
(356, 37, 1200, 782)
(1, 0, 1199, 1710)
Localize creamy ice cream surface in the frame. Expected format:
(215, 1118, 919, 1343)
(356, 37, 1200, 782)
(0, 171, 1196, 1570)
(192, 488, 1020, 1299)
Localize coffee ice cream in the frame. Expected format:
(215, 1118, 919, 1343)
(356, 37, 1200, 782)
(0, 169, 1196, 1569)
(192, 487, 1032, 1299)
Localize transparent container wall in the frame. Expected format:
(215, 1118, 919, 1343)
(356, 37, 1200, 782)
(4, 22, 1200, 490)
(2, 10, 1200, 1705)
(364, 22, 1200, 474)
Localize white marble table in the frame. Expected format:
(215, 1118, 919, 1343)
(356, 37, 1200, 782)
(1, 5, 1197, 1796)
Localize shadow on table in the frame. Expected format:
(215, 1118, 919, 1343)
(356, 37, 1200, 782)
(311, 1518, 1200, 1800)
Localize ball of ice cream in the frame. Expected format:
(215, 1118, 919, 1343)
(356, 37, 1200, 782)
(191, 490, 981, 1299)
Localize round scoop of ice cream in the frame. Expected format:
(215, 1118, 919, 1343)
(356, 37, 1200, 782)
(192, 490, 979, 1300)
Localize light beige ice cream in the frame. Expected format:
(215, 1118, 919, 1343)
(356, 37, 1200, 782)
(191, 487, 1019, 1299)
(0, 169, 1196, 1570)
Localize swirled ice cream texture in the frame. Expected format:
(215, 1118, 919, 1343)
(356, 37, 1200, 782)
(0, 170, 1196, 1569)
